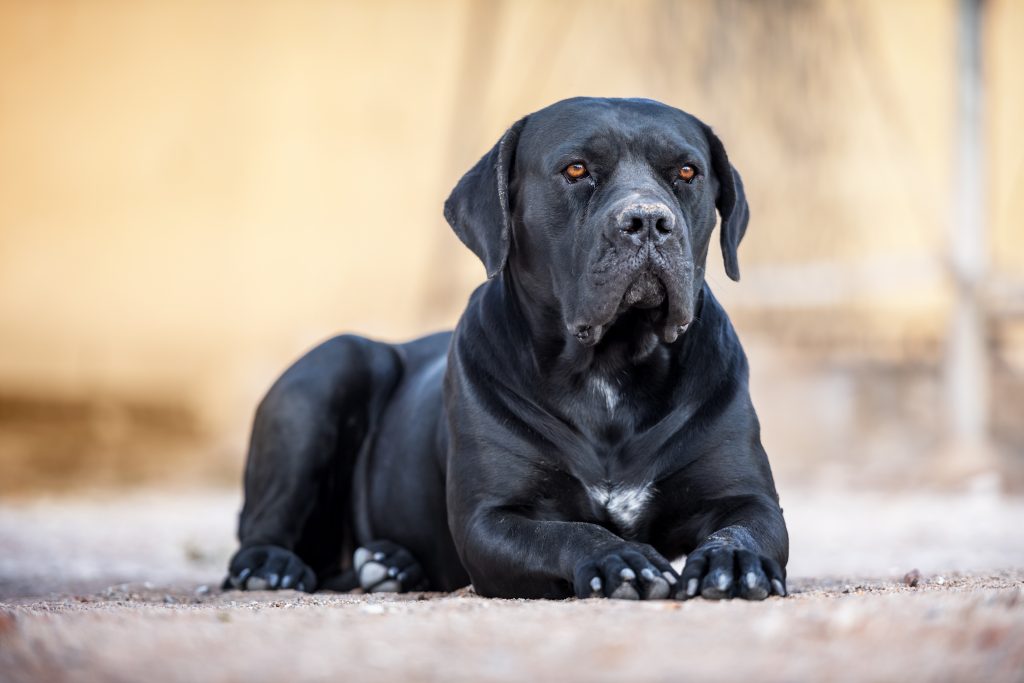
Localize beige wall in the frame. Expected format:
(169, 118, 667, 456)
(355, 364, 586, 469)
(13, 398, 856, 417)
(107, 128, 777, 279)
(0, 0, 1020, 490)
(990, 0, 1024, 275)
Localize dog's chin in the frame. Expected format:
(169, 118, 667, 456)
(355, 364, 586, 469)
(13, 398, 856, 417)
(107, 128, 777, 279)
(570, 273, 690, 348)
(621, 271, 666, 310)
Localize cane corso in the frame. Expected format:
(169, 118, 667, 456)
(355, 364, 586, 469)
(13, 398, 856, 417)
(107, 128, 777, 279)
(225, 97, 788, 601)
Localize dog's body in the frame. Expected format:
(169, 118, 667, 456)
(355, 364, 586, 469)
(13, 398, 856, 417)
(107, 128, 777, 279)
(227, 98, 788, 600)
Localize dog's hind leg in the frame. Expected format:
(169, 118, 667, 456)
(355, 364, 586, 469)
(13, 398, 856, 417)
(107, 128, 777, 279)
(225, 335, 402, 592)
(349, 539, 429, 593)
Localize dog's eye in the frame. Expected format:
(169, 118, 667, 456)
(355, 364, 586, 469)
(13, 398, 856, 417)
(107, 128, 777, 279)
(678, 165, 698, 183)
(563, 163, 589, 181)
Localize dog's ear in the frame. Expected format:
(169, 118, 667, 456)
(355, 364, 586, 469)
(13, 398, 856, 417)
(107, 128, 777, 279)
(443, 117, 527, 278)
(702, 124, 749, 282)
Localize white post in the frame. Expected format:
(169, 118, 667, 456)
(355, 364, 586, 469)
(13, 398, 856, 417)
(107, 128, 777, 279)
(945, 0, 989, 459)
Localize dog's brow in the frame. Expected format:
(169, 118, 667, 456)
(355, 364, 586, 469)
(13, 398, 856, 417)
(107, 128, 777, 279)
(547, 132, 621, 166)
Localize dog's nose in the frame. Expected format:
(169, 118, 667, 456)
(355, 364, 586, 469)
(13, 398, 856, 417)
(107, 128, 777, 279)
(616, 203, 675, 243)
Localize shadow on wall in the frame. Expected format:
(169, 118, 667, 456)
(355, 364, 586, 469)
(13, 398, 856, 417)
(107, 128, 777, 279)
(0, 393, 232, 494)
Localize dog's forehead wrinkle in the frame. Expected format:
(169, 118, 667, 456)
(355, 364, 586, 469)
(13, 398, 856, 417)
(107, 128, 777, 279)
(537, 119, 694, 168)
(540, 132, 622, 169)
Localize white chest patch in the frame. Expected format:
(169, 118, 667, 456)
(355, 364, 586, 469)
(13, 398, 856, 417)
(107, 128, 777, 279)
(586, 483, 653, 532)
(589, 376, 619, 412)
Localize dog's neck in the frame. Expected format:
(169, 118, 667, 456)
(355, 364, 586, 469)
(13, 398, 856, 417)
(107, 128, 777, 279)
(494, 269, 707, 382)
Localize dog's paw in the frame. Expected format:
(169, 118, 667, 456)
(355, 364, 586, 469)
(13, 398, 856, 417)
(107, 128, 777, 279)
(353, 540, 428, 593)
(225, 544, 316, 592)
(573, 545, 679, 600)
(679, 545, 786, 601)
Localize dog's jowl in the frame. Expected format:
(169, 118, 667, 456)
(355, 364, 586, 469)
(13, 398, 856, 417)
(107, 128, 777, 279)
(225, 97, 788, 601)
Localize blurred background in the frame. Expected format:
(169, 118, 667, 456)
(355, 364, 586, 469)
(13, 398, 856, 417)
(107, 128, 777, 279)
(1, 0, 1022, 499)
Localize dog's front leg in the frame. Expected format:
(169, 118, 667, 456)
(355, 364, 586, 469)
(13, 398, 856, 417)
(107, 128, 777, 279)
(454, 509, 679, 600)
(679, 497, 789, 601)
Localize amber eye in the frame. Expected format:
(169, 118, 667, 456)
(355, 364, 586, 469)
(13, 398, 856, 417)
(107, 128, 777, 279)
(678, 165, 697, 183)
(563, 163, 589, 181)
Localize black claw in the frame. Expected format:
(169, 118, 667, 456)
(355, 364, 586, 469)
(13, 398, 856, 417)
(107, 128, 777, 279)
(771, 579, 786, 596)
(238, 568, 252, 583)
(280, 575, 293, 589)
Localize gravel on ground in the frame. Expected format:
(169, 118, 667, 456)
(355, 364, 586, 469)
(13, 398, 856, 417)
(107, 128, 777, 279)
(1, 487, 1022, 682)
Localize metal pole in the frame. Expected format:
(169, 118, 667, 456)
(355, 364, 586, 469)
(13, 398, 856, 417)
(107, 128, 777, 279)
(945, 0, 989, 452)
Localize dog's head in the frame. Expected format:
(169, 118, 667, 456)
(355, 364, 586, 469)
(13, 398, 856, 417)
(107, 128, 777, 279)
(444, 97, 748, 348)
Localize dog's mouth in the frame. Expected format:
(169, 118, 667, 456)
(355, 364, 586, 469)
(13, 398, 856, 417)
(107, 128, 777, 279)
(570, 268, 691, 348)
(620, 271, 666, 310)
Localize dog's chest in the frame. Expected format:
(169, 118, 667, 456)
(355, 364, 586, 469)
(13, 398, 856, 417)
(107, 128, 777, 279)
(563, 375, 664, 536)
(575, 375, 635, 442)
(588, 375, 620, 412)
(584, 482, 654, 535)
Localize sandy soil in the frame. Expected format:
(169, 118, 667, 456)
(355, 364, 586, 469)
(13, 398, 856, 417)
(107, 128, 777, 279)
(1, 487, 1023, 682)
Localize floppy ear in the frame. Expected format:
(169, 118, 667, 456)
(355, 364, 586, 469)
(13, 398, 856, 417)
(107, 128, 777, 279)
(443, 117, 528, 279)
(702, 124, 750, 282)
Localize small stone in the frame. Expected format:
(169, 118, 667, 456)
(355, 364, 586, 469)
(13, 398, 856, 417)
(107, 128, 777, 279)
(903, 569, 921, 588)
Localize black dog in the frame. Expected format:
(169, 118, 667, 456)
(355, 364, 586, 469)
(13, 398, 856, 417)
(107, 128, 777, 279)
(225, 97, 788, 601)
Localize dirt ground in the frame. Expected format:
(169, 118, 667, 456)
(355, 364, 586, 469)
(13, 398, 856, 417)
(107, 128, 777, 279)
(1, 486, 1023, 682)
